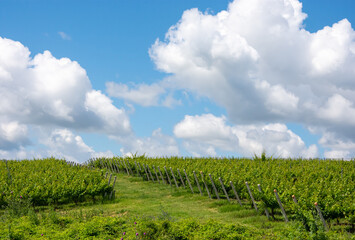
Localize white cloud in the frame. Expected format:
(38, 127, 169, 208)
(255, 80, 299, 116)
(0, 37, 131, 135)
(324, 150, 349, 159)
(37, 128, 115, 162)
(317, 94, 355, 125)
(106, 81, 181, 108)
(318, 131, 355, 159)
(119, 128, 179, 157)
(310, 19, 353, 75)
(174, 114, 238, 152)
(0, 121, 30, 150)
(90, 150, 115, 159)
(174, 114, 318, 158)
(150, 0, 355, 155)
(85, 90, 131, 135)
(233, 123, 318, 158)
(42, 128, 94, 162)
(106, 82, 166, 106)
(0, 147, 41, 160)
(0, 126, 117, 162)
(0, 36, 132, 160)
(58, 31, 71, 40)
(181, 141, 217, 158)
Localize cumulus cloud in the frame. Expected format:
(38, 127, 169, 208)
(119, 128, 179, 157)
(0, 121, 30, 150)
(0, 147, 40, 160)
(41, 128, 94, 162)
(0, 36, 132, 161)
(0, 37, 131, 135)
(174, 114, 318, 158)
(0, 127, 116, 162)
(85, 90, 131, 135)
(149, 0, 355, 155)
(174, 114, 238, 152)
(317, 94, 355, 125)
(319, 131, 355, 159)
(91, 150, 115, 159)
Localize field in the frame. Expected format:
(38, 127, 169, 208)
(0, 157, 354, 239)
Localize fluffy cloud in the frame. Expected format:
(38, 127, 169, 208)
(0, 37, 131, 135)
(150, 0, 355, 154)
(319, 131, 355, 159)
(0, 126, 116, 162)
(174, 114, 238, 152)
(174, 114, 318, 158)
(317, 94, 355, 125)
(0, 37, 132, 161)
(119, 128, 179, 157)
(85, 90, 131, 135)
(0, 147, 39, 160)
(0, 121, 30, 150)
(42, 128, 94, 162)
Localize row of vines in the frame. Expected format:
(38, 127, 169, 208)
(89, 156, 354, 231)
(0, 158, 112, 207)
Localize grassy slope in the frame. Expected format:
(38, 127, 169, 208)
(1, 172, 353, 239)
(109, 173, 280, 228)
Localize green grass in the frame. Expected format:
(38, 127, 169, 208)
(1, 172, 353, 239)
(101, 173, 263, 223)
(74, 173, 354, 238)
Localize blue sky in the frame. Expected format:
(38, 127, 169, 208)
(1, 0, 355, 161)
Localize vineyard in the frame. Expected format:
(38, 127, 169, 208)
(90, 156, 355, 232)
(0, 158, 113, 207)
(0, 157, 354, 239)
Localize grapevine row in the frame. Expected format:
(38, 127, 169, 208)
(0, 158, 113, 207)
(90, 156, 354, 230)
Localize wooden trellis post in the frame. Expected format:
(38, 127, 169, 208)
(143, 164, 150, 181)
(230, 181, 242, 206)
(126, 160, 133, 175)
(184, 169, 194, 194)
(257, 184, 270, 219)
(200, 172, 211, 199)
(209, 174, 220, 200)
(109, 159, 114, 172)
(109, 176, 117, 199)
(164, 166, 172, 186)
(134, 161, 141, 177)
(177, 169, 186, 188)
(113, 160, 119, 173)
(157, 166, 166, 184)
(245, 182, 258, 212)
(315, 202, 328, 231)
(137, 162, 143, 172)
(170, 167, 179, 188)
(219, 177, 230, 202)
(147, 165, 155, 182)
(274, 189, 288, 222)
(153, 166, 160, 183)
(193, 171, 203, 195)
(105, 174, 113, 198)
(123, 160, 130, 175)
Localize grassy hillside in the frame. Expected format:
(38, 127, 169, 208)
(0, 158, 354, 239)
